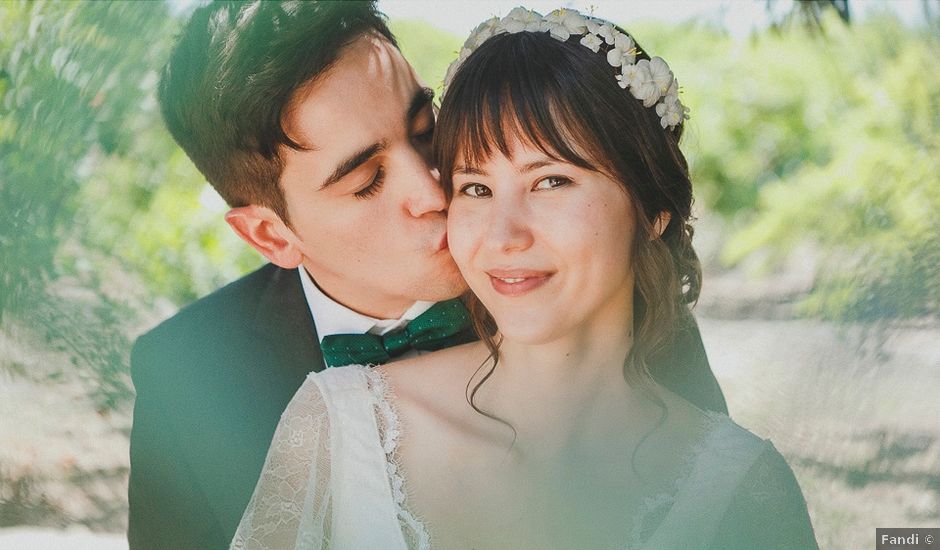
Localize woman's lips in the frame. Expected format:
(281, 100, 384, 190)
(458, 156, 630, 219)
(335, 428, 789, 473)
(487, 269, 553, 296)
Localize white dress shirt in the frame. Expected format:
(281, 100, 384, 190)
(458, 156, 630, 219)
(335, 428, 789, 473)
(298, 267, 435, 345)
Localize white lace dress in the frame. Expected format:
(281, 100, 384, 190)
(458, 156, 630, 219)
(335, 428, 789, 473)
(231, 366, 817, 550)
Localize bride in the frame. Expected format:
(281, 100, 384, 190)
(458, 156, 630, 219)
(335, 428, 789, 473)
(232, 7, 817, 550)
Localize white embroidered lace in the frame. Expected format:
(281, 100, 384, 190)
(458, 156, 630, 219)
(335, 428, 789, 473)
(364, 368, 432, 550)
(231, 366, 798, 549)
(232, 376, 333, 550)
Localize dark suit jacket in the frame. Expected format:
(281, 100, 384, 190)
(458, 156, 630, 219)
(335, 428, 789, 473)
(127, 263, 726, 549)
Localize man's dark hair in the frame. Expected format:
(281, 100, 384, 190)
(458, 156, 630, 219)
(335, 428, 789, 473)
(159, 0, 396, 223)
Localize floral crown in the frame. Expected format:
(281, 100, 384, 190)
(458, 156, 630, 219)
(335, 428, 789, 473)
(443, 7, 690, 130)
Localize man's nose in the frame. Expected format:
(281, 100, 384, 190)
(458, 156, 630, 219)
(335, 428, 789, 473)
(402, 151, 447, 218)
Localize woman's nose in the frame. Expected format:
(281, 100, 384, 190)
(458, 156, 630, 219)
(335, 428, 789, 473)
(486, 196, 534, 254)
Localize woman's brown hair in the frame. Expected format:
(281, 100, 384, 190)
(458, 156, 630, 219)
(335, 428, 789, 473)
(433, 28, 701, 468)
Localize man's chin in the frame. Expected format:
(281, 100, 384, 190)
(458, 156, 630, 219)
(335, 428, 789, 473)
(413, 269, 468, 302)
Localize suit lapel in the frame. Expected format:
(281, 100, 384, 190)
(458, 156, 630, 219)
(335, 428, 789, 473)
(253, 265, 326, 377)
(205, 266, 328, 543)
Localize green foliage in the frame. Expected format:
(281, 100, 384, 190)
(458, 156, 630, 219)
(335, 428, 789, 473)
(393, 15, 940, 322)
(1, 5, 936, 410)
(0, 0, 166, 405)
(1, 1, 260, 310)
(1, 0, 167, 313)
(388, 19, 463, 94)
(713, 16, 940, 321)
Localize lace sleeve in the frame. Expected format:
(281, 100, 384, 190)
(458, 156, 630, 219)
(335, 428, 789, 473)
(706, 442, 819, 550)
(231, 375, 332, 550)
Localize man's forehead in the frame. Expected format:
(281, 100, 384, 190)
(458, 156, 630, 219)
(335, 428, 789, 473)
(282, 33, 422, 151)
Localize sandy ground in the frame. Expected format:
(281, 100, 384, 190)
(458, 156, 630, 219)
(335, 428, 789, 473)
(0, 526, 125, 550)
(1, 308, 938, 549)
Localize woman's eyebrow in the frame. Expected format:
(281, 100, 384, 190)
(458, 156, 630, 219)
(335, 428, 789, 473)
(518, 159, 555, 173)
(453, 165, 487, 176)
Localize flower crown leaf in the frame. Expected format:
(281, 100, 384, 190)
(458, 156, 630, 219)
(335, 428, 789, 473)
(443, 7, 689, 130)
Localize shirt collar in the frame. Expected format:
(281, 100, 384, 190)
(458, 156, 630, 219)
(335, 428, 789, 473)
(298, 267, 435, 342)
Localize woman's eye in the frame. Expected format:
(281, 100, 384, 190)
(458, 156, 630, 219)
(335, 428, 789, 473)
(459, 183, 491, 198)
(533, 175, 572, 190)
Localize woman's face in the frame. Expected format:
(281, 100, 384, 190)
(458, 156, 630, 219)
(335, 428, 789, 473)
(447, 136, 637, 344)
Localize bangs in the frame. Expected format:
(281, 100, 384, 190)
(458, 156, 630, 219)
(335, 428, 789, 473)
(435, 33, 611, 182)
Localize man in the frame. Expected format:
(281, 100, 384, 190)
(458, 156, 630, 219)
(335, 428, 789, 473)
(128, 2, 727, 548)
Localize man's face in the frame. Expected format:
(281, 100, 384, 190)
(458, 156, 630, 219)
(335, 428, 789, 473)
(277, 34, 466, 318)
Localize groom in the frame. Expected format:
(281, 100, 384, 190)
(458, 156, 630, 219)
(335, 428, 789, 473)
(128, 2, 727, 548)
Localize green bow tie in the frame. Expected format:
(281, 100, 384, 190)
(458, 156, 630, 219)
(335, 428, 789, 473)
(320, 299, 476, 368)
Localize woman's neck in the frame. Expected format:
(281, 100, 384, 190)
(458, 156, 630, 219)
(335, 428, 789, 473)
(472, 299, 639, 454)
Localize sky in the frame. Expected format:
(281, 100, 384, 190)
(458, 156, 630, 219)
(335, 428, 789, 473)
(165, 0, 929, 34)
(376, 0, 927, 39)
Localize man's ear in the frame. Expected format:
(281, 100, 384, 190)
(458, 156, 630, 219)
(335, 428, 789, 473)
(651, 211, 672, 240)
(225, 205, 304, 269)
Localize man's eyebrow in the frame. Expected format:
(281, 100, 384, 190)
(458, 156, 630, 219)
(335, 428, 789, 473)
(320, 141, 387, 190)
(407, 87, 435, 122)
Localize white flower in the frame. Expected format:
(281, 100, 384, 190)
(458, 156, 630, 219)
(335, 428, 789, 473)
(544, 8, 590, 35)
(614, 33, 636, 61)
(441, 6, 691, 126)
(501, 8, 542, 33)
(624, 60, 660, 107)
(468, 17, 499, 48)
(580, 33, 603, 53)
(516, 7, 545, 32)
(505, 6, 532, 21)
(620, 61, 646, 89)
(632, 80, 660, 107)
(501, 17, 526, 33)
(648, 56, 674, 94)
(596, 23, 616, 45)
(544, 22, 570, 41)
(562, 14, 589, 35)
(664, 78, 679, 103)
(443, 47, 472, 88)
(656, 98, 689, 128)
(606, 32, 636, 67)
(655, 91, 689, 128)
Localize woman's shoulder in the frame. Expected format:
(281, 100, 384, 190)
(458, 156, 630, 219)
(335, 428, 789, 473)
(378, 341, 490, 377)
(654, 384, 769, 462)
(302, 362, 394, 400)
(649, 411, 818, 549)
(284, 365, 381, 422)
(375, 341, 491, 405)
(703, 425, 819, 548)
(300, 341, 490, 420)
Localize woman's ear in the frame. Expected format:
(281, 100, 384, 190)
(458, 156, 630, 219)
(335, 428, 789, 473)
(651, 211, 672, 240)
(225, 205, 304, 268)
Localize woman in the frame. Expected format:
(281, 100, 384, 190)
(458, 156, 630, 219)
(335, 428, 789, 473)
(232, 8, 817, 549)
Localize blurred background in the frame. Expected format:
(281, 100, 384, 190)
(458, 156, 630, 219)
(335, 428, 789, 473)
(1, 0, 938, 548)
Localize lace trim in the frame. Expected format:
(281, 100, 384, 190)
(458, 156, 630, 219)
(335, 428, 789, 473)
(628, 409, 725, 547)
(363, 367, 433, 550)
(358, 365, 726, 550)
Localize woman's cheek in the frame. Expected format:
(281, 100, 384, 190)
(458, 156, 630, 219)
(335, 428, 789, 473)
(445, 205, 480, 271)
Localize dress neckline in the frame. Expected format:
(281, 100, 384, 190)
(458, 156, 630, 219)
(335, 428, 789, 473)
(355, 364, 729, 550)
(361, 366, 433, 550)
